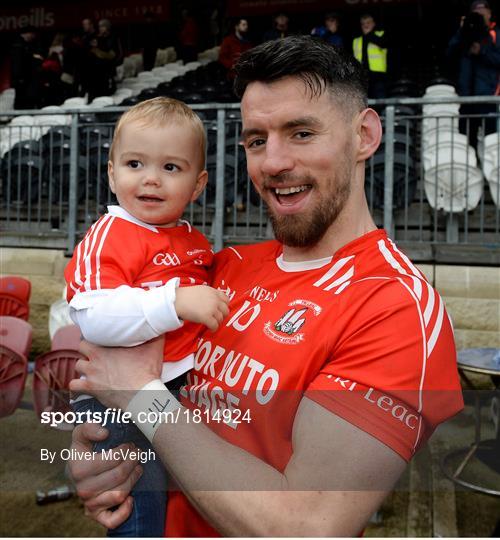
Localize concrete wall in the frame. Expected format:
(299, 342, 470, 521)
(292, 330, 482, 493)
(1, 248, 499, 358)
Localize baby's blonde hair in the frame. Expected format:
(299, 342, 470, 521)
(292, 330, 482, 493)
(109, 97, 206, 169)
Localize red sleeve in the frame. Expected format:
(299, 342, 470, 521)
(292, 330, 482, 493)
(305, 277, 463, 461)
(65, 216, 145, 302)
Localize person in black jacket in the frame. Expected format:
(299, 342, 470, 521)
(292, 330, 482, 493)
(447, 0, 500, 146)
(87, 19, 123, 102)
(10, 26, 44, 109)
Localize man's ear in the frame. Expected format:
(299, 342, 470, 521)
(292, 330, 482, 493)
(191, 169, 208, 202)
(355, 108, 382, 162)
(108, 161, 116, 193)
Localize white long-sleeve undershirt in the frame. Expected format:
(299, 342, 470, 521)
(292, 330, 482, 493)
(69, 278, 182, 347)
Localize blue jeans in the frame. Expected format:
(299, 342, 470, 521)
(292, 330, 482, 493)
(73, 398, 167, 537)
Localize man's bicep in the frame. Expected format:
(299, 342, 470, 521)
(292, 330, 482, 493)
(284, 397, 407, 536)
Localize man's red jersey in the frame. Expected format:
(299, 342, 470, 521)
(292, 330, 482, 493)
(65, 209, 213, 362)
(167, 229, 463, 537)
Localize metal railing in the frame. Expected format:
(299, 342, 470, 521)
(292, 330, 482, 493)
(1, 97, 499, 264)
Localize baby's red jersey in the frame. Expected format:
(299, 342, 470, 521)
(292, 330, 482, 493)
(166, 229, 463, 537)
(65, 210, 213, 362)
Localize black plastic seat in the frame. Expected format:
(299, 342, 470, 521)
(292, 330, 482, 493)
(365, 152, 417, 210)
(1, 147, 43, 204)
(139, 87, 160, 100)
(120, 96, 141, 107)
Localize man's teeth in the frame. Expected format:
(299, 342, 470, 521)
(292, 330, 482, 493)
(274, 185, 309, 195)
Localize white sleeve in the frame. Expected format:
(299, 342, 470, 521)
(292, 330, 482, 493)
(69, 278, 183, 347)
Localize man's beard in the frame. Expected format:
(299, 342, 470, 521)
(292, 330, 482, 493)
(264, 165, 352, 248)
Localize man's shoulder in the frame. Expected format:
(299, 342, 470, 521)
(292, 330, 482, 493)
(214, 240, 281, 265)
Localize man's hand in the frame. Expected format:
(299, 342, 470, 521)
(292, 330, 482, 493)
(175, 285, 230, 331)
(69, 422, 142, 529)
(69, 336, 164, 409)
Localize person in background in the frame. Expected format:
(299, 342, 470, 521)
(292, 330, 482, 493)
(40, 33, 65, 106)
(87, 19, 123, 101)
(178, 9, 199, 63)
(140, 11, 161, 72)
(219, 18, 252, 78)
(353, 13, 388, 99)
(263, 12, 291, 42)
(311, 12, 343, 48)
(77, 18, 96, 98)
(447, 0, 500, 147)
(10, 25, 44, 109)
(59, 33, 81, 101)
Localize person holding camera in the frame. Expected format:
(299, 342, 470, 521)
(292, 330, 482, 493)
(447, 0, 500, 147)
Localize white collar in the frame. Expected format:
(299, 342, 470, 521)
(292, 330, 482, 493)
(106, 206, 192, 233)
(276, 254, 333, 273)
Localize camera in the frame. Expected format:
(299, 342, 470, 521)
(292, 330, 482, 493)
(460, 12, 489, 48)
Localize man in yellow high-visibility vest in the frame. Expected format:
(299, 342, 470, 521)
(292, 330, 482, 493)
(352, 14, 388, 98)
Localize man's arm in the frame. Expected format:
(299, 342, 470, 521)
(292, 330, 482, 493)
(70, 340, 406, 537)
(477, 39, 500, 67)
(154, 397, 406, 537)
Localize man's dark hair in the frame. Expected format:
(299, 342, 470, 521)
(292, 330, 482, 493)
(233, 35, 368, 111)
(233, 17, 247, 28)
(325, 12, 340, 22)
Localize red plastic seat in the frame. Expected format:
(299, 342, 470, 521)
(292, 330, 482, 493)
(0, 293, 29, 320)
(0, 344, 28, 418)
(0, 316, 32, 358)
(32, 350, 86, 428)
(51, 324, 82, 352)
(0, 276, 31, 304)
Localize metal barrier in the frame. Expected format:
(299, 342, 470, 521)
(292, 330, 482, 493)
(1, 97, 499, 264)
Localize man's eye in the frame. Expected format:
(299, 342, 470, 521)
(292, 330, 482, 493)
(295, 131, 312, 139)
(127, 160, 141, 168)
(248, 138, 265, 148)
(164, 163, 179, 172)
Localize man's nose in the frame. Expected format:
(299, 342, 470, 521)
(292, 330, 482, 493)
(260, 138, 294, 177)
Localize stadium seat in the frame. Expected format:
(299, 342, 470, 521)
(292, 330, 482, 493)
(423, 136, 483, 212)
(32, 349, 84, 428)
(0, 316, 31, 417)
(112, 88, 133, 104)
(120, 96, 141, 107)
(0, 315, 31, 360)
(122, 56, 137, 78)
(51, 324, 81, 351)
(482, 132, 500, 207)
(90, 96, 115, 108)
(62, 96, 87, 109)
(1, 155, 43, 204)
(424, 84, 457, 97)
(365, 152, 417, 210)
(138, 87, 160, 100)
(0, 316, 32, 358)
(0, 345, 28, 418)
(0, 293, 30, 320)
(0, 88, 15, 113)
(0, 276, 31, 304)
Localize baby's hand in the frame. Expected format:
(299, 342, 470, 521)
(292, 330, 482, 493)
(174, 285, 230, 331)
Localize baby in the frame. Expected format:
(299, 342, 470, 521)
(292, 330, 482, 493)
(65, 97, 229, 537)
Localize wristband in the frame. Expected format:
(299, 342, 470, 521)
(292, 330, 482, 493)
(126, 379, 181, 443)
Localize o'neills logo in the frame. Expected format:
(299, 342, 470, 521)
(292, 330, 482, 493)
(153, 252, 180, 266)
(0, 8, 55, 32)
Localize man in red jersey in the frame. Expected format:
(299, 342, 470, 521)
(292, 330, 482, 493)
(68, 36, 463, 537)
